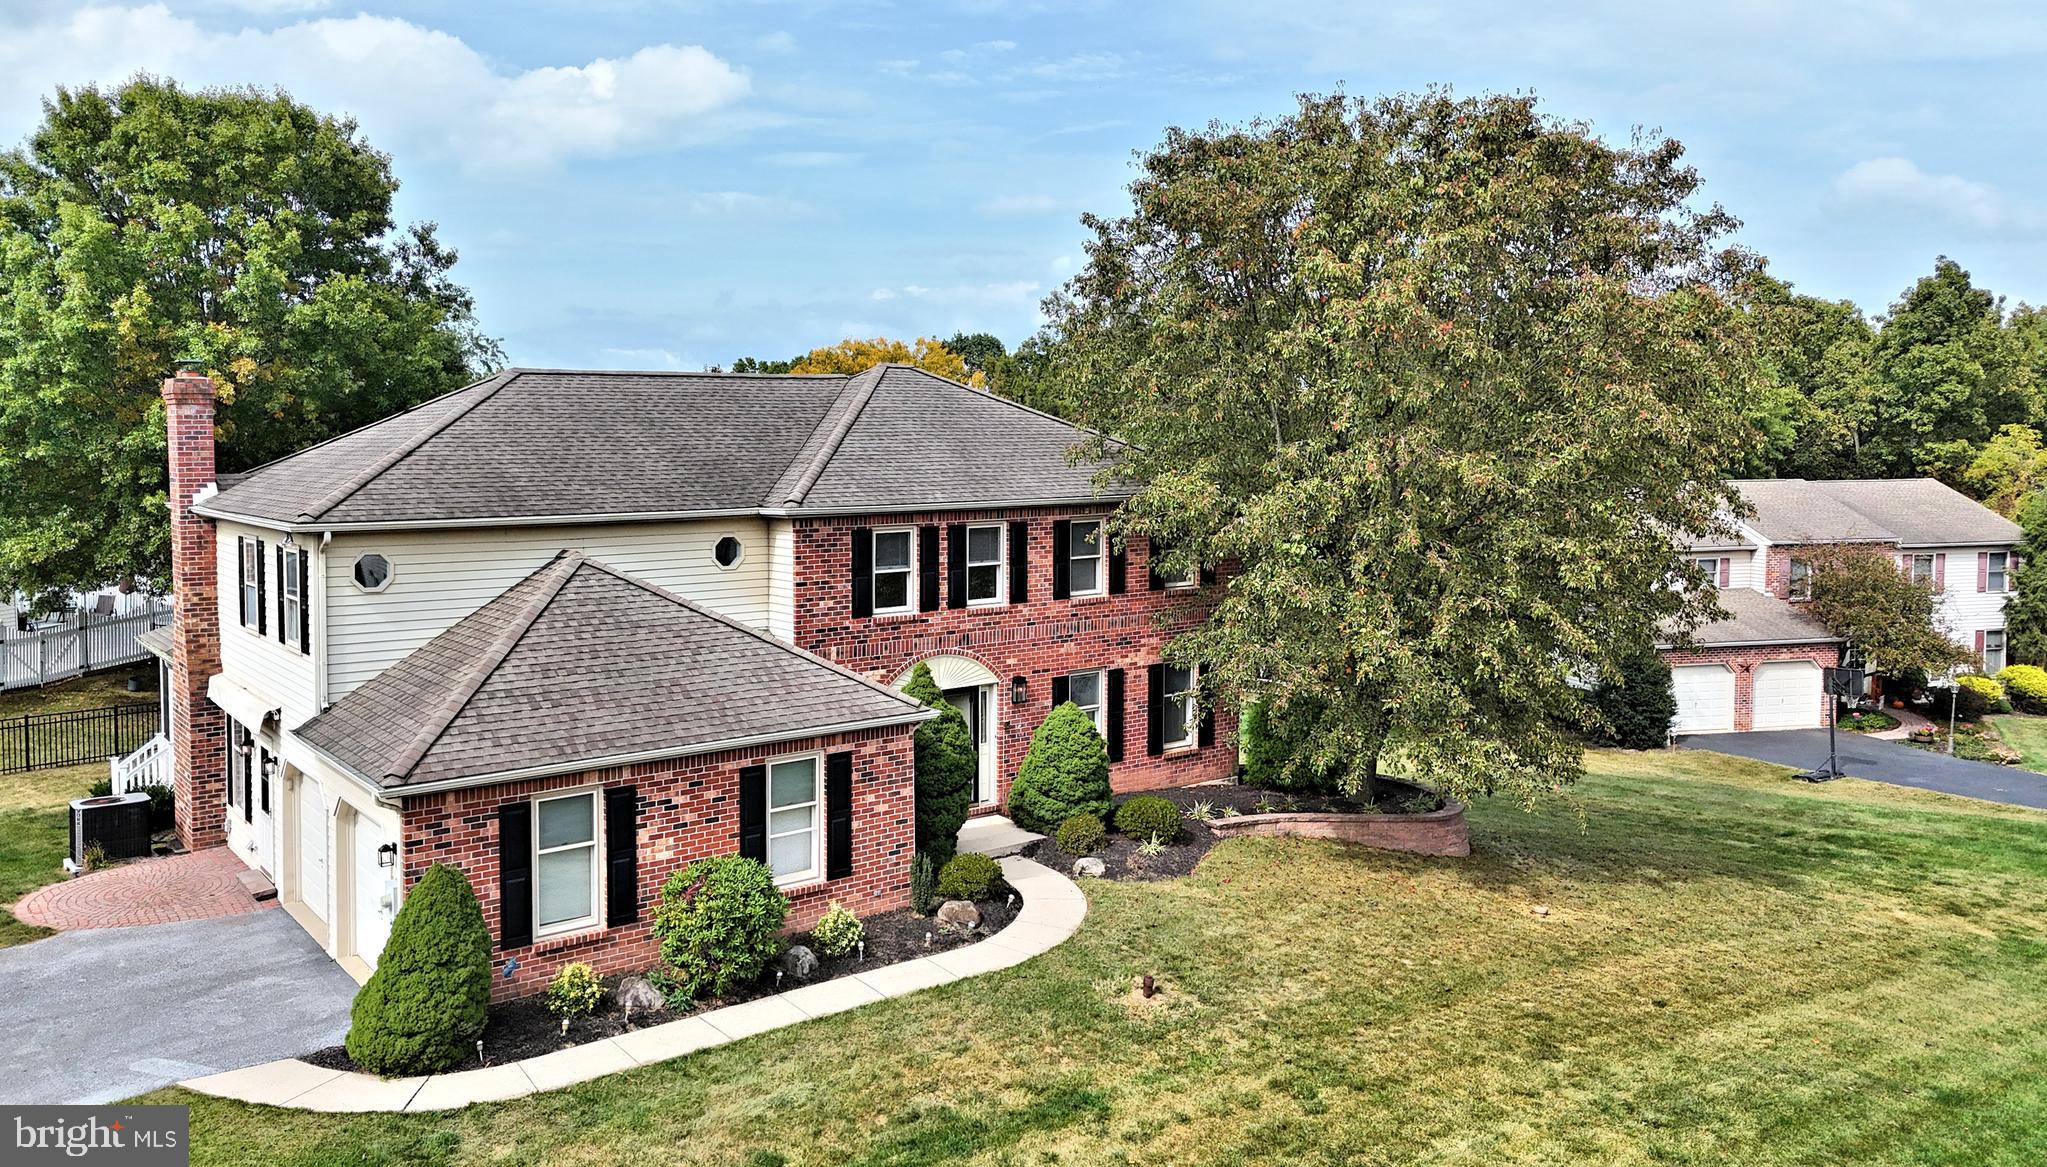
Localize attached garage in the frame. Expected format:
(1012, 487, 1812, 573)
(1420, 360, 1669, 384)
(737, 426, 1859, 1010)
(1753, 660, 1824, 730)
(1672, 664, 1736, 734)
(296, 779, 329, 923)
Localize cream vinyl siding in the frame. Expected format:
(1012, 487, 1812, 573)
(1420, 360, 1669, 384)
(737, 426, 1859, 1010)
(322, 519, 776, 698)
(765, 518, 796, 642)
(1928, 545, 2015, 651)
(215, 520, 321, 726)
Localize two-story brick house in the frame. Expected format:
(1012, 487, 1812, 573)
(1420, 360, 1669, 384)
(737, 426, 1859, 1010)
(1661, 478, 2021, 735)
(145, 362, 1234, 995)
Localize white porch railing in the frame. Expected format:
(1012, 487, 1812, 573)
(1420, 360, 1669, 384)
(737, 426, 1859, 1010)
(110, 732, 171, 794)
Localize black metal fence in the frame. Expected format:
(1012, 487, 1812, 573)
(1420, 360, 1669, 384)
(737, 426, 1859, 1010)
(0, 702, 160, 775)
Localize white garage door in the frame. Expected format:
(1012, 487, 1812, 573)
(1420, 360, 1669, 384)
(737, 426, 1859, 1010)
(297, 782, 329, 922)
(1753, 661, 1823, 730)
(1672, 665, 1736, 734)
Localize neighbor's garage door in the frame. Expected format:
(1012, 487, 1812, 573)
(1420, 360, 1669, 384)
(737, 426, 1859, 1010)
(1672, 664, 1736, 734)
(1753, 660, 1823, 730)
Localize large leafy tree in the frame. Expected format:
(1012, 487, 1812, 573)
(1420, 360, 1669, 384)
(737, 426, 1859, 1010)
(1799, 544, 1973, 676)
(0, 78, 497, 596)
(1864, 258, 2036, 477)
(2006, 491, 2047, 664)
(1051, 91, 1763, 806)
(1739, 273, 1877, 478)
(788, 336, 981, 386)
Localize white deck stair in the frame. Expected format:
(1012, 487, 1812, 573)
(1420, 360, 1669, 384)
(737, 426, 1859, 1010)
(957, 814, 1043, 858)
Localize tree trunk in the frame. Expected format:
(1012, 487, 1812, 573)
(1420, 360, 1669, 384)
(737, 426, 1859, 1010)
(1362, 753, 1380, 806)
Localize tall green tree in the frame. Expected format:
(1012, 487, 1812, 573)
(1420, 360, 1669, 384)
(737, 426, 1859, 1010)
(0, 78, 497, 595)
(1800, 544, 1974, 676)
(1051, 91, 1763, 806)
(2006, 490, 2047, 665)
(1864, 258, 2036, 476)
(900, 661, 974, 863)
(1739, 272, 1877, 478)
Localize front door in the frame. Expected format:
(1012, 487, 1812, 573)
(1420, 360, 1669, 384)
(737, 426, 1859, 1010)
(943, 685, 997, 803)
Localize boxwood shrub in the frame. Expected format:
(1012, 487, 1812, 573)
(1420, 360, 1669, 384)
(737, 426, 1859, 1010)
(652, 856, 789, 1000)
(1113, 795, 1182, 843)
(935, 852, 1001, 901)
(1053, 812, 1107, 855)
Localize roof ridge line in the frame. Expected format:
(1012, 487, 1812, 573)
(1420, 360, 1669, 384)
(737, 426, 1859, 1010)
(772, 366, 885, 506)
(295, 371, 524, 523)
(380, 551, 585, 782)
(574, 555, 927, 712)
(212, 371, 508, 499)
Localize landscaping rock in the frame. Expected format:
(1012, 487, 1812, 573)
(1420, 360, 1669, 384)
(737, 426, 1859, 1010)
(934, 899, 981, 934)
(778, 945, 820, 981)
(1072, 857, 1107, 879)
(616, 974, 666, 1017)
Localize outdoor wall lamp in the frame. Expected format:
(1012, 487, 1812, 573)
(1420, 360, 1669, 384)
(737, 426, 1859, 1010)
(261, 754, 278, 780)
(377, 842, 397, 869)
(1010, 675, 1028, 705)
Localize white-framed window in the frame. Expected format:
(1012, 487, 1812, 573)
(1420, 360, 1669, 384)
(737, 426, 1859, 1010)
(966, 523, 1005, 605)
(1788, 559, 1812, 601)
(713, 535, 745, 570)
(280, 549, 302, 649)
(1162, 663, 1197, 749)
(1693, 556, 1722, 584)
(533, 789, 600, 936)
(766, 754, 822, 886)
(352, 553, 393, 593)
(239, 538, 262, 628)
(1068, 518, 1105, 597)
(1066, 668, 1106, 735)
(1984, 629, 2008, 674)
(1910, 554, 1935, 586)
(871, 528, 915, 614)
(1988, 551, 2011, 593)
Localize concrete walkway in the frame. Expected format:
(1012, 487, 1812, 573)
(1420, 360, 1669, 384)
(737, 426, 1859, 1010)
(0, 910, 357, 1104)
(181, 855, 1086, 1113)
(1682, 729, 2047, 810)
(14, 847, 271, 930)
(958, 814, 1045, 858)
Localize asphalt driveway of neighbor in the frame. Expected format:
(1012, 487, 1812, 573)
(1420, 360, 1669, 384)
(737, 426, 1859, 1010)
(0, 909, 357, 1104)
(1683, 729, 2047, 811)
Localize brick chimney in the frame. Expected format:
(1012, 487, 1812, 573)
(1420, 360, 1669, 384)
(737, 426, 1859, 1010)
(163, 362, 226, 852)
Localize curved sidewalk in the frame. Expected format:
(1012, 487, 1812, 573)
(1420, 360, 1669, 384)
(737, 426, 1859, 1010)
(180, 856, 1085, 1113)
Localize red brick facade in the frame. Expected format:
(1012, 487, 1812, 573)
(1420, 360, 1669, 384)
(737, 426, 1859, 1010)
(790, 506, 1239, 807)
(163, 369, 227, 852)
(1659, 642, 1841, 732)
(400, 724, 917, 1000)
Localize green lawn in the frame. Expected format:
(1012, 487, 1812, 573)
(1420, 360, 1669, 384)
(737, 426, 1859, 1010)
(1989, 714, 2047, 772)
(148, 749, 2047, 1166)
(0, 669, 152, 717)
(1, 676, 142, 946)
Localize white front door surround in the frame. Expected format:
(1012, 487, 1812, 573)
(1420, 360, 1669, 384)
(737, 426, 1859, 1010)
(896, 654, 1000, 805)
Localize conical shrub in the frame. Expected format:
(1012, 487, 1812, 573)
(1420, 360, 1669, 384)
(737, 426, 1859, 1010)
(344, 862, 493, 1075)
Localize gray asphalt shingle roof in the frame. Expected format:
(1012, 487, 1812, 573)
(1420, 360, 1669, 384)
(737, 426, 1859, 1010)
(1727, 478, 2019, 548)
(296, 551, 932, 792)
(201, 364, 1122, 527)
(1659, 588, 1841, 648)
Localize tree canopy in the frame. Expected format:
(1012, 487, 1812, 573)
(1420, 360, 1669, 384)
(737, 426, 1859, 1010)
(1051, 90, 1762, 806)
(786, 336, 982, 386)
(0, 77, 497, 597)
(1798, 544, 1974, 677)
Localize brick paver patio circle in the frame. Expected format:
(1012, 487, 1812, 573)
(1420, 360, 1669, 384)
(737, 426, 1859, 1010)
(13, 846, 271, 929)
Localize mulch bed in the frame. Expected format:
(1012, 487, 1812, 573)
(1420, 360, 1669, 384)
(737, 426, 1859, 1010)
(302, 896, 1019, 1074)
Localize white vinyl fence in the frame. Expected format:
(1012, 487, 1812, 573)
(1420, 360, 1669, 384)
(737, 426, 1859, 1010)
(1, 599, 172, 691)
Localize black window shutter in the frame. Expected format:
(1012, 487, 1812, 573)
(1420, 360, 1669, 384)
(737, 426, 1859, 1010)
(1107, 668, 1126, 763)
(850, 528, 874, 618)
(946, 524, 968, 609)
(1199, 701, 1217, 749)
(605, 785, 639, 926)
(298, 550, 312, 656)
(1051, 674, 1069, 708)
(826, 751, 854, 880)
(1109, 539, 1127, 595)
(1052, 519, 1072, 599)
(1148, 538, 1167, 591)
(244, 748, 256, 823)
(254, 542, 267, 635)
(498, 802, 533, 950)
(223, 728, 235, 809)
(1146, 663, 1166, 757)
(1200, 564, 1218, 586)
(738, 764, 768, 862)
(918, 525, 940, 612)
(1009, 520, 1030, 601)
(275, 545, 287, 643)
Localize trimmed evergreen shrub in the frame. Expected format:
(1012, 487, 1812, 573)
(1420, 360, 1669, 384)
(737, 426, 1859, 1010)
(1007, 701, 1111, 833)
(910, 850, 937, 916)
(903, 661, 975, 865)
(810, 901, 863, 958)
(651, 856, 789, 1000)
(1589, 644, 1677, 750)
(1240, 697, 1345, 792)
(935, 852, 1001, 901)
(544, 962, 605, 1022)
(1053, 812, 1107, 855)
(141, 782, 174, 831)
(1113, 795, 1182, 843)
(344, 863, 492, 1075)
(1998, 664, 2047, 714)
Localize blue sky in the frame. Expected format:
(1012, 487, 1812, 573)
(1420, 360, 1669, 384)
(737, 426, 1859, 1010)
(3, 1, 2045, 370)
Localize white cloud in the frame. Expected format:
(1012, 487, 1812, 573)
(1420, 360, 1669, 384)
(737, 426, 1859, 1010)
(869, 281, 1041, 306)
(979, 193, 1059, 216)
(755, 30, 797, 54)
(676, 190, 815, 217)
(1833, 157, 2038, 230)
(0, 6, 752, 174)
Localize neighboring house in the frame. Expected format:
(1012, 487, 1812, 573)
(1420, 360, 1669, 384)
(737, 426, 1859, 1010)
(145, 363, 1234, 995)
(1661, 478, 2021, 735)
